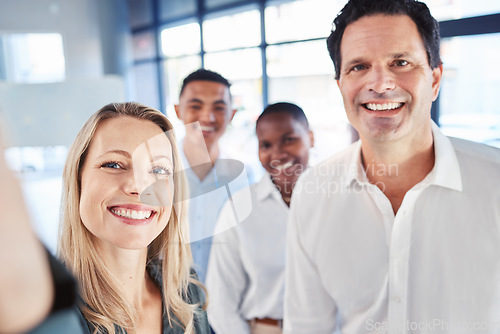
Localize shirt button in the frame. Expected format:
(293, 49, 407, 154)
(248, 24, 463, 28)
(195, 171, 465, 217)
(394, 297, 401, 303)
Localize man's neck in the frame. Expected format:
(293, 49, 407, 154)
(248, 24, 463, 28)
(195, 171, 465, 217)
(360, 131, 435, 214)
(183, 139, 220, 181)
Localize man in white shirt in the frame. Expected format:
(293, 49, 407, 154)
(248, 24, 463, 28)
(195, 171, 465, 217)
(284, 0, 500, 333)
(175, 69, 252, 283)
(207, 103, 314, 334)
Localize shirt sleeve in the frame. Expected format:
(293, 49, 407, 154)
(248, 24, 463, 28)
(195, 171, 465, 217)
(283, 198, 338, 334)
(206, 202, 251, 334)
(40, 249, 77, 313)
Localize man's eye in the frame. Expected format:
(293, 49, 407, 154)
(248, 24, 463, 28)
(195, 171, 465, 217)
(351, 64, 366, 72)
(395, 59, 409, 67)
(259, 142, 271, 149)
(101, 161, 123, 169)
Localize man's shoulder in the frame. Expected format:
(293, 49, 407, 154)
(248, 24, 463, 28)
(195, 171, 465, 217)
(449, 136, 500, 167)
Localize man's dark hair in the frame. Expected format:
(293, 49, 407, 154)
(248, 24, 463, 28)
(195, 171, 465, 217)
(256, 102, 310, 130)
(179, 68, 231, 96)
(326, 0, 442, 80)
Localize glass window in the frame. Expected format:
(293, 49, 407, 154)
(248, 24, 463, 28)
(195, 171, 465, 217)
(204, 48, 264, 170)
(0, 33, 65, 83)
(422, 0, 500, 21)
(132, 30, 156, 61)
(162, 55, 201, 136)
(127, 0, 153, 28)
(265, 0, 347, 44)
(205, 48, 262, 81)
(132, 62, 160, 111)
(439, 33, 500, 148)
(159, 0, 196, 21)
(161, 22, 201, 57)
(162, 55, 202, 106)
(267, 39, 333, 77)
(203, 9, 261, 52)
(267, 40, 351, 162)
(205, 0, 249, 10)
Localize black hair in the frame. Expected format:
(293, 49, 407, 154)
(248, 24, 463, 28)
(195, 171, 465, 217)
(179, 68, 231, 96)
(326, 0, 442, 80)
(256, 102, 310, 130)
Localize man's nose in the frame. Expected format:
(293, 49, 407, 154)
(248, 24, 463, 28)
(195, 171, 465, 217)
(365, 65, 396, 94)
(199, 107, 216, 123)
(270, 145, 287, 161)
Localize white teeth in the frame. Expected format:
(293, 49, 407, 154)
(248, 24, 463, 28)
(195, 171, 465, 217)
(275, 161, 294, 171)
(366, 102, 403, 111)
(111, 208, 152, 220)
(200, 126, 215, 132)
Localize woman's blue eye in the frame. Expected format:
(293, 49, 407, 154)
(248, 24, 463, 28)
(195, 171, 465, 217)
(101, 161, 122, 169)
(150, 166, 172, 176)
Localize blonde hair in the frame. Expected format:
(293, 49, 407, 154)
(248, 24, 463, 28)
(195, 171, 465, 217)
(58, 102, 203, 334)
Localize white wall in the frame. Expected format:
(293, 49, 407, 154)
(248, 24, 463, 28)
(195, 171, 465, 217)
(0, 0, 104, 79)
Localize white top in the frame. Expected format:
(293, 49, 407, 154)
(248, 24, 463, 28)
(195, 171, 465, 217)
(284, 123, 500, 334)
(206, 173, 289, 334)
(179, 145, 254, 283)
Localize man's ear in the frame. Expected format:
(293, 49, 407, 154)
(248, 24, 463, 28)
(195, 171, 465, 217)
(431, 64, 443, 102)
(309, 130, 315, 148)
(174, 104, 182, 120)
(229, 108, 237, 122)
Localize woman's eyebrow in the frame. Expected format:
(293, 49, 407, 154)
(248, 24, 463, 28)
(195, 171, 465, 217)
(150, 155, 173, 163)
(97, 150, 131, 159)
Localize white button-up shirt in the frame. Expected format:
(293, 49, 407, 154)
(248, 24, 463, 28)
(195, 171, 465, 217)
(284, 123, 500, 334)
(179, 145, 253, 283)
(207, 173, 289, 334)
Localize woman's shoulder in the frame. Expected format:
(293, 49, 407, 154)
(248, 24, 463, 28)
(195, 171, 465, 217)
(186, 268, 205, 304)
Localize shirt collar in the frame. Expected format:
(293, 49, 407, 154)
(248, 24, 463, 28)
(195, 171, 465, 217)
(427, 121, 463, 191)
(255, 172, 280, 202)
(342, 140, 366, 188)
(343, 122, 462, 191)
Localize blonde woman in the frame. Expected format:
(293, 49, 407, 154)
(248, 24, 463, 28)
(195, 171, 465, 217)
(58, 102, 210, 334)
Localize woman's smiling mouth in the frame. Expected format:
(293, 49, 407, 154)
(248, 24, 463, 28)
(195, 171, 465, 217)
(108, 206, 157, 224)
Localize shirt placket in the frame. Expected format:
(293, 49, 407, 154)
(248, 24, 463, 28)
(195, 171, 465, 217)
(365, 182, 425, 334)
(388, 187, 426, 334)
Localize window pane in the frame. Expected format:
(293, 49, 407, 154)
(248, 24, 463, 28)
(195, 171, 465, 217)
(205, 48, 263, 171)
(267, 40, 333, 77)
(127, 0, 153, 28)
(132, 62, 160, 110)
(203, 9, 261, 52)
(161, 22, 200, 57)
(159, 0, 196, 21)
(265, 0, 347, 44)
(0, 33, 65, 83)
(162, 55, 202, 106)
(267, 40, 350, 162)
(439, 33, 500, 148)
(205, 48, 262, 80)
(421, 0, 500, 20)
(132, 30, 156, 61)
(206, 0, 248, 10)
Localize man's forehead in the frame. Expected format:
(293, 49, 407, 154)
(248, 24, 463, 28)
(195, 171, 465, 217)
(182, 80, 230, 100)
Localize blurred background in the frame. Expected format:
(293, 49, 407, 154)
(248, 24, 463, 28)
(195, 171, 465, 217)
(0, 0, 499, 253)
